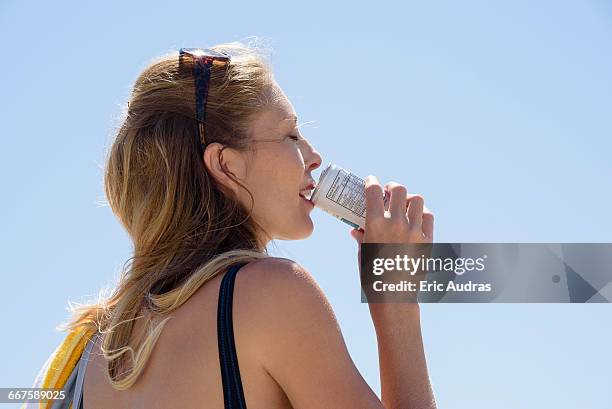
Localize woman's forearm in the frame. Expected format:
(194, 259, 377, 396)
(369, 304, 437, 409)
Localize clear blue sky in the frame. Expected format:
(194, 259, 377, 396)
(1, 1, 611, 408)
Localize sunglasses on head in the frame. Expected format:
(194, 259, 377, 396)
(179, 48, 231, 152)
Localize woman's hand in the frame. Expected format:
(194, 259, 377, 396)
(349, 176, 438, 408)
(350, 175, 434, 245)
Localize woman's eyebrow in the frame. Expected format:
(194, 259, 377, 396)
(282, 115, 298, 124)
(277, 116, 298, 131)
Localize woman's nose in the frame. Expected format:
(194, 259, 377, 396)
(305, 144, 322, 172)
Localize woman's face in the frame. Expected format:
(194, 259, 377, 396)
(209, 83, 323, 243)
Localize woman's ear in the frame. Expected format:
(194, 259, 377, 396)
(202, 142, 248, 196)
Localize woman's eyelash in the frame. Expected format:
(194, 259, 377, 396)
(287, 134, 300, 141)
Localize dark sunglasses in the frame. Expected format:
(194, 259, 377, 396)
(179, 48, 231, 151)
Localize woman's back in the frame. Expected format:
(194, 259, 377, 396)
(76, 244, 434, 409)
(82, 258, 293, 409)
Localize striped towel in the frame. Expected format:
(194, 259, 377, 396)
(22, 325, 97, 409)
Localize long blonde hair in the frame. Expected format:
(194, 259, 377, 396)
(60, 41, 277, 390)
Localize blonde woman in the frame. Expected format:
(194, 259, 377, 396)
(28, 43, 436, 409)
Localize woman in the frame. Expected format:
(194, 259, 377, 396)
(30, 42, 436, 409)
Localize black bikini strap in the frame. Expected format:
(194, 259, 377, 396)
(217, 262, 248, 409)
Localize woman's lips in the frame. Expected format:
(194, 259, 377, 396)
(299, 182, 316, 197)
(299, 189, 314, 200)
(299, 193, 314, 206)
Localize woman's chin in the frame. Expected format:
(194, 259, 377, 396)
(298, 218, 315, 238)
(275, 217, 314, 240)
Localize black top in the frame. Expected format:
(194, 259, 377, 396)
(217, 262, 249, 409)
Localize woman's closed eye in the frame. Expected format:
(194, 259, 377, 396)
(286, 134, 301, 142)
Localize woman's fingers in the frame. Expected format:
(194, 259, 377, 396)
(362, 177, 435, 244)
(406, 194, 424, 229)
(422, 206, 434, 240)
(365, 176, 385, 220)
(384, 182, 408, 221)
(385, 183, 425, 231)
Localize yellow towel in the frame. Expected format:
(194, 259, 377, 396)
(37, 325, 97, 409)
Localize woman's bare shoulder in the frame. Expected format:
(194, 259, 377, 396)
(182, 255, 340, 357)
(178, 257, 382, 408)
(232, 258, 383, 408)
(239, 256, 317, 283)
(184, 256, 323, 317)
(232, 256, 342, 352)
(235, 256, 333, 317)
